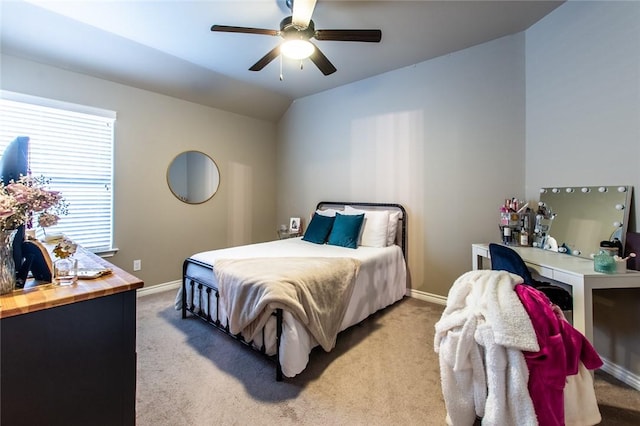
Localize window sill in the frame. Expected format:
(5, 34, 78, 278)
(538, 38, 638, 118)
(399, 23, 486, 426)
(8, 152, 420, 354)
(95, 247, 119, 258)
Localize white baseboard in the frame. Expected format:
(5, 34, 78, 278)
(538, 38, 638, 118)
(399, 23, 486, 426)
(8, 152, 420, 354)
(599, 356, 640, 391)
(137, 280, 181, 297)
(141, 283, 448, 303)
(409, 289, 447, 305)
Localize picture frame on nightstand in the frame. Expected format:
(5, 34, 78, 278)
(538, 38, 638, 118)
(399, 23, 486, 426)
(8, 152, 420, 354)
(289, 217, 301, 234)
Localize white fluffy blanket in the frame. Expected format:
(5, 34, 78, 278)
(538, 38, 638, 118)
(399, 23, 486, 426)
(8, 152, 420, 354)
(215, 257, 361, 352)
(434, 270, 540, 426)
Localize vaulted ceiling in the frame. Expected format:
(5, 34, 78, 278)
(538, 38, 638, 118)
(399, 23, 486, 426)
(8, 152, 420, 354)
(1, 0, 564, 121)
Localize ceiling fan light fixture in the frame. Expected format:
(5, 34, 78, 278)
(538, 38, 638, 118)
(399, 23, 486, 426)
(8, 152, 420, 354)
(280, 39, 315, 60)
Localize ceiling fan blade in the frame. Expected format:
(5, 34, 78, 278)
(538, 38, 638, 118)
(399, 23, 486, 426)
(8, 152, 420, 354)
(211, 25, 278, 36)
(292, 0, 317, 29)
(249, 46, 281, 71)
(315, 29, 382, 43)
(309, 44, 336, 76)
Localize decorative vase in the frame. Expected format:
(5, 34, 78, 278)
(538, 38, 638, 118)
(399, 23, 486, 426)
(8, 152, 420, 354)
(594, 250, 616, 274)
(53, 256, 78, 285)
(0, 229, 18, 295)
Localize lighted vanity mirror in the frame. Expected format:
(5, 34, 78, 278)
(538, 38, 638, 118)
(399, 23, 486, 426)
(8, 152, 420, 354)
(167, 151, 220, 204)
(538, 185, 632, 258)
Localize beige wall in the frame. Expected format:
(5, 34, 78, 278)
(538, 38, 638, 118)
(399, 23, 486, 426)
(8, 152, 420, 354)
(1, 54, 278, 287)
(525, 1, 640, 379)
(277, 33, 527, 299)
(277, 0, 640, 378)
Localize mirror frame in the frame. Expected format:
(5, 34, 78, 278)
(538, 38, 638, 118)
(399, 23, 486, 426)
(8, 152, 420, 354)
(167, 150, 220, 204)
(538, 185, 632, 258)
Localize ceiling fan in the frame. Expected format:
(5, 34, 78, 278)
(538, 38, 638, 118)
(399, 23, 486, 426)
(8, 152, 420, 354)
(211, 0, 382, 76)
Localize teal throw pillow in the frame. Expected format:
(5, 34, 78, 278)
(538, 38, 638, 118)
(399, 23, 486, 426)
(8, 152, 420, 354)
(327, 213, 364, 249)
(302, 213, 335, 244)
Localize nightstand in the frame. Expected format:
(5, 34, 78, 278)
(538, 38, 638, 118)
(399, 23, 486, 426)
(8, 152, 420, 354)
(278, 230, 300, 239)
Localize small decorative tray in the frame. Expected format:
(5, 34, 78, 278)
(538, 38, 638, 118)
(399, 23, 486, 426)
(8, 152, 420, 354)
(77, 269, 113, 280)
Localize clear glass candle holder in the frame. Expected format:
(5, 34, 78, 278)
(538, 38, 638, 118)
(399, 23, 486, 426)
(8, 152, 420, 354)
(54, 257, 78, 285)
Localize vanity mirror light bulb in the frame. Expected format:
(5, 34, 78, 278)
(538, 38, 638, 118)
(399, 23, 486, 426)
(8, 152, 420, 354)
(615, 204, 625, 210)
(566, 188, 574, 193)
(540, 188, 547, 193)
(598, 187, 607, 193)
(552, 188, 560, 193)
(581, 187, 590, 193)
(613, 221, 622, 228)
(618, 186, 627, 192)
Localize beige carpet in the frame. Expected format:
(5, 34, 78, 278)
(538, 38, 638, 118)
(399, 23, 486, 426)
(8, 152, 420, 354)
(136, 290, 640, 425)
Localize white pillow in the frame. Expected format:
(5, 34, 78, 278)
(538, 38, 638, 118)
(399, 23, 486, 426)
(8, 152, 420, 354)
(386, 210, 401, 246)
(344, 206, 401, 247)
(343, 206, 390, 248)
(315, 208, 340, 217)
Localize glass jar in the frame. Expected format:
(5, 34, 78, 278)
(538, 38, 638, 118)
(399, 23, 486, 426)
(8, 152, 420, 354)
(54, 256, 78, 285)
(593, 250, 616, 274)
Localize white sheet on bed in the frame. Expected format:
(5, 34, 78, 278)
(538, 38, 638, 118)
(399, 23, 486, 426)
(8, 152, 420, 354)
(175, 237, 407, 377)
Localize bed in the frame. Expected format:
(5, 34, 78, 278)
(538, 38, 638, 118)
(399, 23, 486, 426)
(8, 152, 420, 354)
(176, 201, 407, 380)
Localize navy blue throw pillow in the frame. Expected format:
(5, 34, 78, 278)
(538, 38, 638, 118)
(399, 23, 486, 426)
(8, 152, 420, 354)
(302, 213, 335, 244)
(327, 213, 364, 249)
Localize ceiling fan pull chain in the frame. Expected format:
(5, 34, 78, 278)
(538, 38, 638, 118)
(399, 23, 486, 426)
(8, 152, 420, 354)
(299, 60, 304, 70)
(279, 55, 284, 81)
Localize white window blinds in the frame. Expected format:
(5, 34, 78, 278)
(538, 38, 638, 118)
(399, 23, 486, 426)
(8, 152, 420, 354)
(0, 91, 115, 253)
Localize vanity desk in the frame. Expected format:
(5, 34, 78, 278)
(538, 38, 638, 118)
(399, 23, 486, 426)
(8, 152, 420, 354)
(0, 250, 143, 426)
(472, 243, 640, 344)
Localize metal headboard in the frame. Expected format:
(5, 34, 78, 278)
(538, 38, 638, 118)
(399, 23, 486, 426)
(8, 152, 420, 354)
(315, 201, 408, 262)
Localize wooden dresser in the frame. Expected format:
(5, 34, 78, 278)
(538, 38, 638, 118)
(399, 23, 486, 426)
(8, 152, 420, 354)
(0, 249, 143, 426)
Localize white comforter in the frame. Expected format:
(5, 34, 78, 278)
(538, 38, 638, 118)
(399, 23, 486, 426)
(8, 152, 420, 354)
(175, 237, 407, 377)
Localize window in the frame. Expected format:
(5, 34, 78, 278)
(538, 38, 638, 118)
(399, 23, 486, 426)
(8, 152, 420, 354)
(0, 91, 115, 253)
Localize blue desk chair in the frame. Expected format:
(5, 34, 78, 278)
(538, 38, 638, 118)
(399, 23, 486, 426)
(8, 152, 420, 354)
(489, 243, 573, 311)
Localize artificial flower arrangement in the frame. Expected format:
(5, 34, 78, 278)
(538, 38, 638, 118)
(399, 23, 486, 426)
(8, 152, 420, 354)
(0, 175, 68, 232)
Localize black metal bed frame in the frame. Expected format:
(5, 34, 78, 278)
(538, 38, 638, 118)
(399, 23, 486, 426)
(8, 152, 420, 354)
(182, 257, 285, 379)
(181, 201, 407, 381)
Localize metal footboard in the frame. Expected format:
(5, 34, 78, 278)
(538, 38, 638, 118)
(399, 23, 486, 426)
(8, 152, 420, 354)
(181, 258, 284, 381)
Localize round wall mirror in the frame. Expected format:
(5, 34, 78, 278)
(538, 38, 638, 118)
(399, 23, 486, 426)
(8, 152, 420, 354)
(167, 151, 220, 204)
